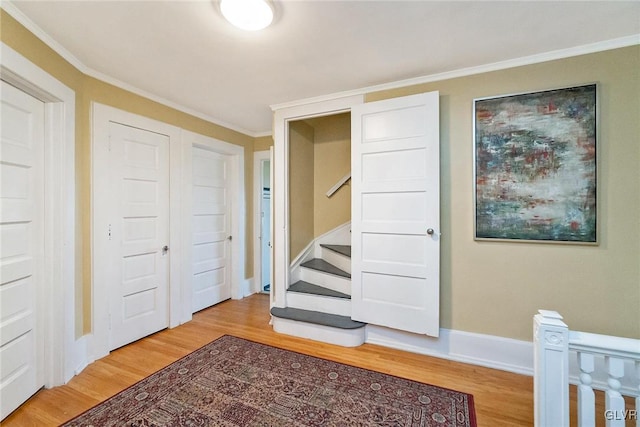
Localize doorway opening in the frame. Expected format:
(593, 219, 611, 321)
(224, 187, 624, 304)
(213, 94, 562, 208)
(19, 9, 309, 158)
(254, 151, 272, 294)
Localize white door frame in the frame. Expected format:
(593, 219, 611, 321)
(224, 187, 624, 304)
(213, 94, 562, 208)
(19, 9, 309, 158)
(253, 150, 270, 295)
(91, 103, 182, 360)
(271, 95, 363, 308)
(180, 130, 246, 323)
(0, 43, 76, 386)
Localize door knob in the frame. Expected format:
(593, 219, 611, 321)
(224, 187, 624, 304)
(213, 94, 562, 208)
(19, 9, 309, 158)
(427, 228, 435, 235)
(162, 245, 169, 254)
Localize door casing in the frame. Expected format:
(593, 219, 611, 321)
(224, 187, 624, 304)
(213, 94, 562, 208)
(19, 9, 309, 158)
(92, 105, 247, 360)
(0, 43, 76, 387)
(272, 95, 364, 308)
(181, 130, 246, 318)
(91, 103, 182, 360)
(253, 150, 271, 295)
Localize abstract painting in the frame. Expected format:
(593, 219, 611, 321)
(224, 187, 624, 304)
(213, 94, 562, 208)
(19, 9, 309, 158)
(474, 84, 597, 243)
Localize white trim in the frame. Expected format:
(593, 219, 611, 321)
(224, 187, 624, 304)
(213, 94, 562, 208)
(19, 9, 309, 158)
(91, 103, 183, 360)
(0, 43, 76, 386)
(366, 326, 639, 396)
(313, 221, 352, 249)
(253, 150, 270, 295)
(270, 34, 640, 112)
(326, 172, 351, 198)
(181, 129, 246, 306)
(272, 316, 365, 347)
(5, 0, 636, 137)
(366, 325, 533, 376)
(273, 95, 363, 309)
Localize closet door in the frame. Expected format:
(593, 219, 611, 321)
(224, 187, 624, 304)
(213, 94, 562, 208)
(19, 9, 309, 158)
(0, 80, 45, 419)
(191, 147, 232, 312)
(351, 91, 440, 336)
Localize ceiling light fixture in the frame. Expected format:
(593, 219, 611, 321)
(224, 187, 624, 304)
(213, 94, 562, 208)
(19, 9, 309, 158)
(220, 0, 274, 31)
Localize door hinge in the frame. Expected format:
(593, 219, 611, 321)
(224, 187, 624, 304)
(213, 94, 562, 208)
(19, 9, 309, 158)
(108, 223, 112, 240)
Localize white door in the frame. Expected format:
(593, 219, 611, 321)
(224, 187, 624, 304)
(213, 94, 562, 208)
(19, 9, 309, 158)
(351, 91, 440, 336)
(108, 122, 170, 350)
(191, 147, 231, 312)
(0, 81, 45, 418)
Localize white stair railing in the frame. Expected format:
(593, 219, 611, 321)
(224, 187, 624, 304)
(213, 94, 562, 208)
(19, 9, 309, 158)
(534, 310, 640, 427)
(326, 172, 351, 198)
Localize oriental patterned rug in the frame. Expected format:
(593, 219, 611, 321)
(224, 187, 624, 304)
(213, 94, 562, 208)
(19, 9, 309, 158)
(63, 335, 476, 426)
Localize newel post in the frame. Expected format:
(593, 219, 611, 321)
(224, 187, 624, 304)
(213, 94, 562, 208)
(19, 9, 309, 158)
(534, 310, 570, 427)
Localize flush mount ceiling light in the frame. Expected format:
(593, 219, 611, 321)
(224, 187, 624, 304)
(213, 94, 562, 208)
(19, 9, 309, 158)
(220, 0, 274, 31)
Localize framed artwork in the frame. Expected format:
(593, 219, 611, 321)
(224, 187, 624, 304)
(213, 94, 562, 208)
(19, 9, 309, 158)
(474, 84, 597, 244)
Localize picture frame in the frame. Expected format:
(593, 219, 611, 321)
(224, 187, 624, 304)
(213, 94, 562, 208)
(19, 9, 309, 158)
(473, 84, 597, 244)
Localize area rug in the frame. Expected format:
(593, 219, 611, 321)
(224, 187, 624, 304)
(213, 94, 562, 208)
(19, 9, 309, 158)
(63, 335, 476, 426)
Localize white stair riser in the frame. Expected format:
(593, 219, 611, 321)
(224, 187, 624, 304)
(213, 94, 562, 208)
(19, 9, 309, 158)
(321, 248, 351, 274)
(272, 316, 365, 347)
(299, 268, 351, 296)
(286, 292, 351, 317)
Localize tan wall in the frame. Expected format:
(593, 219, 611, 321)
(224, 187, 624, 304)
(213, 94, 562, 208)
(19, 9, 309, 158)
(254, 135, 274, 152)
(310, 113, 351, 237)
(1, 11, 257, 335)
(367, 46, 640, 340)
(288, 121, 315, 261)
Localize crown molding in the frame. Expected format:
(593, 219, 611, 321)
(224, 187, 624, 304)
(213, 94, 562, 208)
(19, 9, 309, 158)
(271, 34, 640, 112)
(4, 0, 637, 137)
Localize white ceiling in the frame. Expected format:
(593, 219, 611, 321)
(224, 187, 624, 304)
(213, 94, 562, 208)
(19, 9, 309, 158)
(6, 1, 640, 136)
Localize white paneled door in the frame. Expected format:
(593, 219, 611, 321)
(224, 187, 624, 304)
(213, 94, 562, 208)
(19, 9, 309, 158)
(108, 122, 170, 350)
(0, 81, 45, 418)
(351, 91, 440, 336)
(191, 147, 231, 312)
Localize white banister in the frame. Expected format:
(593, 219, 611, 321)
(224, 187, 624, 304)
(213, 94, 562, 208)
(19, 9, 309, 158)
(605, 356, 626, 427)
(578, 351, 595, 427)
(534, 310, 570, 427)
(326, 172, 351, 197)
(535, 310, 640, 427)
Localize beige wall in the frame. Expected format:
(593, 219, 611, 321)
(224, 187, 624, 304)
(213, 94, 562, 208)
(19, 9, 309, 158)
(254, 135, 274, 152)
(367, 46, 640, 340)
(309, 113, 351, 237)
(1, 11, 257, 335)
(288, 121, 315, 261)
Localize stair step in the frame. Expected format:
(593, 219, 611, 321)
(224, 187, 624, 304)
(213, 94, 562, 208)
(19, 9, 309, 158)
(301, 258, 350, 278)
(320, 244, 351, 258)
(270, 307, 365, 330)
(289, 281, 350, 299)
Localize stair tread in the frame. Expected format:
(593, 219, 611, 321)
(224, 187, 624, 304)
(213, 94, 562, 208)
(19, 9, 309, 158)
(301, 258, 351, 278)
(270, 307, 365, 329)
(320, 244, 351, 258)
(288, 281, 350, 299)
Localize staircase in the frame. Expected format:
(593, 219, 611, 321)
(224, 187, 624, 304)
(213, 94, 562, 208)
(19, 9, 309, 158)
(270, 244, 366, 347)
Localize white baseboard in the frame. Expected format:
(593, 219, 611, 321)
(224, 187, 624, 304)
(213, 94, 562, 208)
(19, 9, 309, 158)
(73, 334, 91, 377)
(314, 221, 351, 249)
(366, 325, 639, 397)
(242, 277, 254, 297)
(366, 325, 534, 376)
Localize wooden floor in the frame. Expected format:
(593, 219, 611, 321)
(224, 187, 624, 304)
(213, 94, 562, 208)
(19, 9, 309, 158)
(4, 294, 536, 426)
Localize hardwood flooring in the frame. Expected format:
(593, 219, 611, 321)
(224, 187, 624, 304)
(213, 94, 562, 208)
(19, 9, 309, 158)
(3, 294, 536, 426)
